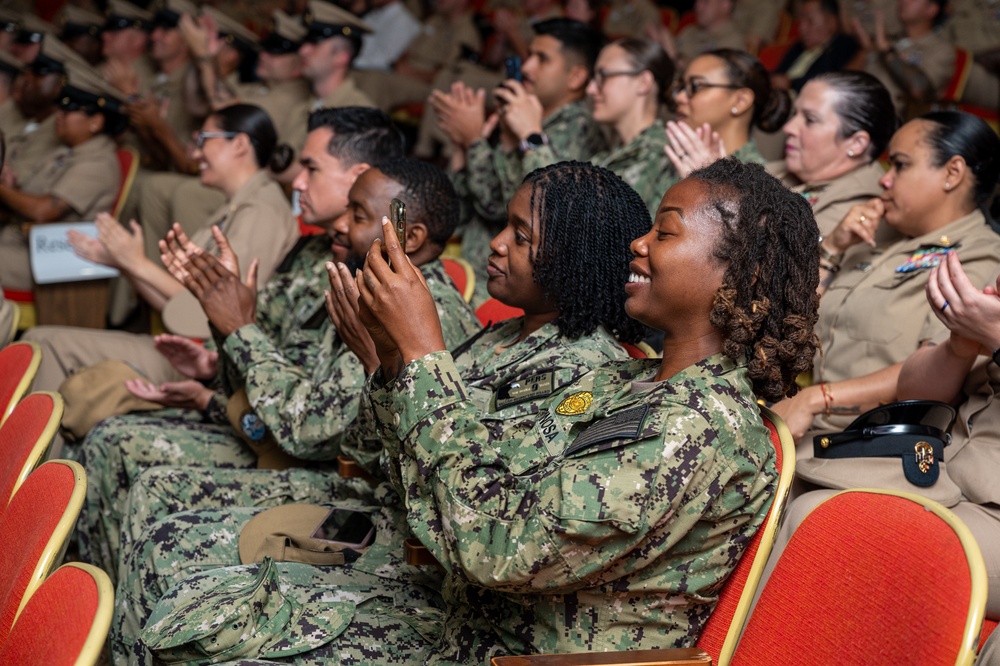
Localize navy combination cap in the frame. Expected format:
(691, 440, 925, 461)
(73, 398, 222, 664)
(260, 10, 307, 54)
(151, 0, 198, 29)
(201, 7, 259, 54)
(103, 0, 154, 33)
(16, 14, 55, 46)
(59, 60, 127, 115)
(29, 34, 88, 76)
(58, 5, 104, 41)
(301, 0, 371, 44)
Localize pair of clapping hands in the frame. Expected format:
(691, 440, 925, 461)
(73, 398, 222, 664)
(927, 252, 1000, 360)
(127, 218, 446, 409)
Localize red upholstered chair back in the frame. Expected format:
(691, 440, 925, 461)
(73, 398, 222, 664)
(695, 405, 794, 666)
(0, 392, 64, 506)
(0, 562, 112, 666)
(475, 298, 524, 327)
(0, 460, 86, 642)
(441, 257, 476, 303)
(0, 342, 41, 426)
(730, 489, 987, 666)
(112, 147, 140, 219)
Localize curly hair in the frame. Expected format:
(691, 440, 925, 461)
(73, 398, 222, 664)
(688, 159, 819, 401)
(523, 161, 649, 344)
(373, 158, 459, 247)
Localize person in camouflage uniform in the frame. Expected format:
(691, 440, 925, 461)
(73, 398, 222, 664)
(134, 161, 821, 664)
(433, 18, 606, 305)
(584, 38, 677, 219)
(71, 107, 403, 578)
(118, 162, 650, 664)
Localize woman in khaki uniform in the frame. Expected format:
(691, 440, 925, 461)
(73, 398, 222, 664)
(23, 104, 298, 405)
(0, 61, 123, 292)
(773, 111, 1000, 446)
(767, 71, 898, 239)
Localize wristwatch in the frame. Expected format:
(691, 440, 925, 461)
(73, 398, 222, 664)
(519, 132, 548, 154)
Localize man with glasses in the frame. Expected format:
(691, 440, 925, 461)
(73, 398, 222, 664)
(432, 17, 605, 305)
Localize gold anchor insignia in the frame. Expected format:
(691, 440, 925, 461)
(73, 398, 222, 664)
(915, 441, 934, 474)
(556, 391, 593, 416)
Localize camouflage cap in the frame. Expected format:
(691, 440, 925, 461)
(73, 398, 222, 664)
(301, 0, 372, 44)
(201, 6, 259, 53)
(58, 5, 104, 41)
(103, 0, 154, 32)
(138, 557, 352, 662)
(260, 10, 306, 54)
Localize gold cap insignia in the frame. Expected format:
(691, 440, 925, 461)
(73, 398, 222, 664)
(556, 391, 593, 416)
(915, 441, 934, 474)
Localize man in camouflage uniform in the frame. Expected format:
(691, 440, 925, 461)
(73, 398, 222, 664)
(435, 18, 606, 305)
(81, 158, 480, 594)
(133, 349, 775, 664)
(75, 107, 405, 583)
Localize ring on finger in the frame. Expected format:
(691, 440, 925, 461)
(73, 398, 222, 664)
(859, 214, 867, 224)
(941, 300, 950, 312)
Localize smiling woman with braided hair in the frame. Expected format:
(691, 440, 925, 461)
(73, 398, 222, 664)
(335, 157, 820, 661)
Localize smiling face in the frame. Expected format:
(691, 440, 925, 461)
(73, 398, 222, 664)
(625, 178, 727, 334)
(878, 119, 951, 236)
(486, 182, 557, 315)
(329, 167, 404, 267)
(193, 117, 236, 189)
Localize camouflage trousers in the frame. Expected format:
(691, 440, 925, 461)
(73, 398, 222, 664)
(134, 558, 445, 666)
(78, 409, 256, 586)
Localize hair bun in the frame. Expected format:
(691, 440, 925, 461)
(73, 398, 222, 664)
(756, 87, 792, 133)
(269, 143, 293, 174)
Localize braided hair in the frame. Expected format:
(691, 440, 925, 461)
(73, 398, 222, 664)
(523, 161, 649, 344)
(689, 159, 819, 401)
(373, 158, 459, 247)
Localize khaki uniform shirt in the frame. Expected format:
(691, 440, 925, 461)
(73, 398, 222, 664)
(0, 99, 27, 138)
(238, 78, 312, 146)
(814, 210, 1000, 432)
(603, 0, 661, 39)
(770, 160, 894, 240)
(19, 134, 120, 220)
(6, 115, 62, 187)
(675, 20, 745, 64)
(405, 12, 481, 74)
(943, 0, 1000, 54)
(733, 0, 785, 43)
(865, 30, 955, 119)
(150, 62, 200, 145)
(946, 352, 1000, 507)
(161, 170, 299, 338)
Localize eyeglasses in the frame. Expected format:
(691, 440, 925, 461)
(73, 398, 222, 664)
(592, 68, 645, 88)
(194, 131, 238, 148)
(672, 79, 743, 98)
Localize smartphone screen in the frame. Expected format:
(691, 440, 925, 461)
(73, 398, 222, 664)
(312, 509, 375, 545)
(504, 55, 522, 82)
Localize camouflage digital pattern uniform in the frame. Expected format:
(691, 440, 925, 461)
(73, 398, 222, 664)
(454, 99, 607, 305)
(79, 246, 478, 586)
(135, 351, 775, 664)
(114, 321, 627, 664)
(593, 123, 677, 219)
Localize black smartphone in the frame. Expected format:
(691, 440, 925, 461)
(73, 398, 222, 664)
(504, 55, 522, 82)
(312, 508, 375, 546)
(389, 197, 406, 254)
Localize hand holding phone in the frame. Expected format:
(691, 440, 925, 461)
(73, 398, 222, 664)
(389, 198, 406, 255)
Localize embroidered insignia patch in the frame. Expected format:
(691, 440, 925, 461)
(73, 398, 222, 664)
(556, 391, 593, 416)
(565, 404, 650, 455)
(895, 247, 954, 273)
(241, 412, 266, 442)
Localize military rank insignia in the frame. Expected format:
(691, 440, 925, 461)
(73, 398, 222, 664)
(895, 246, 955, 273)
(556, 391, 593, 416)
(800, 189, 820, 208)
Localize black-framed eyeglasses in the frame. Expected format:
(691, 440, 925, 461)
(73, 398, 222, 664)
(592, 68, 645, 88)
(672, 79, 742, 98)
(194, 131, 238, 148)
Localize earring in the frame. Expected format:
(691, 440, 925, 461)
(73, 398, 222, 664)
(945, 181, 951, 190)
(847, 149, 855, 157)
(731, 107, 739, 115)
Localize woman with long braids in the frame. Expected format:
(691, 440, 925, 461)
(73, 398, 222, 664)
(345, 157, 819, 661)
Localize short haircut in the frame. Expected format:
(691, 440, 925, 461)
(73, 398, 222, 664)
(306, 106, 404, 166)
(533, 18, 603, 73)
(372, 159, 459, 247)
